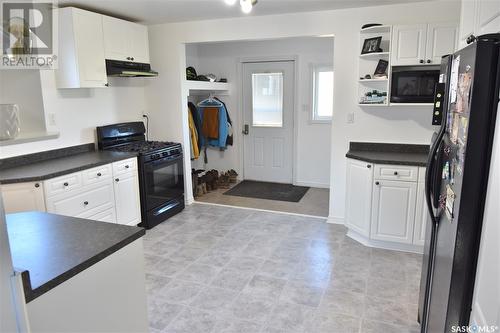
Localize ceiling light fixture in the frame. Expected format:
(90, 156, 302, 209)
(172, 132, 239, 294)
(224, 0, 258, 13)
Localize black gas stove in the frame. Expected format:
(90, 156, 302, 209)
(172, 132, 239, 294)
(96, 122, 185, 229)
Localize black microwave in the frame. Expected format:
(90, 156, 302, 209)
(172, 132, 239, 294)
(390, 69, 439, 103)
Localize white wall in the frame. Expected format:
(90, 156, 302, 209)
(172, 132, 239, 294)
(470, 104, 500, 328)
(186, 37, 333, 187)
(145, 0, 460, 214)
(0, 71, 146, 158)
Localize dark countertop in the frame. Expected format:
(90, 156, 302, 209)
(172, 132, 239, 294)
(346, 142, 430, 167)
(6, 212, 145, 303)
(0, 150, 138, 184)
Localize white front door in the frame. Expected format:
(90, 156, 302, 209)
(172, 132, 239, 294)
(242, 61, 295, 183)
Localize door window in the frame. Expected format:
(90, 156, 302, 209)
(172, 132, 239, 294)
(251, 72, 284, 127)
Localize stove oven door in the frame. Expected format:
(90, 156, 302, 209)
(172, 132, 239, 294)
(141, 154, 184, 228)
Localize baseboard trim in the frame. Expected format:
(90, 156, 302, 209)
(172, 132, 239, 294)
(294, 181, 330, 189)
(347, 229, 423, 254)
(327, 216, 345, 225)
(193, 201, 327, 220)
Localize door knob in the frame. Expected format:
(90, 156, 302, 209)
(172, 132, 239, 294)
(426, 59, 431, 64)
(419, 59, 424, 64)
(63, 182, 69, 187)
(126, 57, 131, 60)
(375, 181, 380, 185)
(34, 183, 40, 188)
(97, 172, 102, 177)
(242, 124, 249, 135)
(394, 171, 398, 175)
(125, 165, 130, 169)
(367, 165, 371, 169)
(115, 178, 120, 182)
(83, 201, 89, 206)
(131, 57, 134, 61)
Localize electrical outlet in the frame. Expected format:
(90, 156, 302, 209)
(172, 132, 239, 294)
(347, 112, 355, 124)
(48, 113, 56, 126)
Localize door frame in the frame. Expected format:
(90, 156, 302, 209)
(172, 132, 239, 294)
(236, 55, 299, 184)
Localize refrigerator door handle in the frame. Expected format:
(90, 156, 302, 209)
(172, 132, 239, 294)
(425, 132, 444, 225)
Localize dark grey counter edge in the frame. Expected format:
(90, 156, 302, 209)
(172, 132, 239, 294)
(0, 151, 138, 184)
(19, 228, 145, 303)
(345, 152, 428, 167)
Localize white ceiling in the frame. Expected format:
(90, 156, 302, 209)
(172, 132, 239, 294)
(58, 0, 435, 24)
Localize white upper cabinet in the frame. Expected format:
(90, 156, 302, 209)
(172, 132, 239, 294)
(459, 0, 500, 49)
(371, 180, 417, 244)
(392, 23, 458, 66)
(345, 159, 374, 237)
(391, 24, 427, 66)
(56, 8, 107, 88)
(476, 0, 500, 35)
(103, 16, 150, 63)
(426, 23, 459, 64)
(459, 0, 478, 48)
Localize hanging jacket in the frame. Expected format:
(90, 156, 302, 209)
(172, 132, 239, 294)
(188, 102, 202, 151)
(188, 109, 200, 159)
(198, 99, 229, 149)
(201, 107, 219, 140)
(214, 97, 233, 146)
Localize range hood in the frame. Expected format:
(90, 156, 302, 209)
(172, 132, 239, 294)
(105, 59, 158, 77)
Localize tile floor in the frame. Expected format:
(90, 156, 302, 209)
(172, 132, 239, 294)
(195, 184, 330, 217)
(143, 203, 421, 333)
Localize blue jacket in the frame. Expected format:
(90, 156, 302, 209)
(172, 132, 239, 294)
(197, 100, 229, 149)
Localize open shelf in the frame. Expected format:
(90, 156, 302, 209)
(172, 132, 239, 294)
(389, 103, 434, 107)
(185, 80, 229, 92)
(359, 52, 390, 58)
(360, 25, 392, 34)
(359, 78, 388, 83)
(357, 103, 389, 107)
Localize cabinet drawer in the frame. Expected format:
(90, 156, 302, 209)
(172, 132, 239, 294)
(112, 158, 137, 176)
(44, 172, 83, 197)
(83, 207, 116, 224)
(46, 182, 114, 217)
(374, 165, 418, 182)
(83, 164, 112, 186)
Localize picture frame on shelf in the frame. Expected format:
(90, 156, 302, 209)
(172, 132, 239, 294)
(361, 36, 382, 54)
(373, 59, 389, 78)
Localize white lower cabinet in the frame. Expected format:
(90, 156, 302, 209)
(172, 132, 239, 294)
(2, 158, 141, 226)
(371, 180, 417, 244)
(345, 158, 427, 252)
(1, 182, 46, 213)
(413, 181, 429, 246)
(113, 171, 141, 226)
(345, 159, 373, 237)
(46, 181, 115, 218)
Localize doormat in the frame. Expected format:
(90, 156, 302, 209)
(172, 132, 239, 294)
(224, 180, 309, 202)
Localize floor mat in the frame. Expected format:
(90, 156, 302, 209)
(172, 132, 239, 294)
(223, 180, 309, 202)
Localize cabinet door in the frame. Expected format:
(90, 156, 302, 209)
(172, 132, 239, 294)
(128, 23, 150, 63)
(476, 0, 500, 35)
(113, 173, 141, 226)
(103, 15, 130, 61)
(413, 182, 429, 246)
(371, 180, 417, 244)
(425, 23, 458, 64)
(391, 24, 427, 66)
(1, 182, 45, 214)
(345, 159, 373, 237)
(459, 0, 478, 48)
(73, 10, 107, 87)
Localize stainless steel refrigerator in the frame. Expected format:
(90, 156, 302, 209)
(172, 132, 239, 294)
(418, 34, 500, 332)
